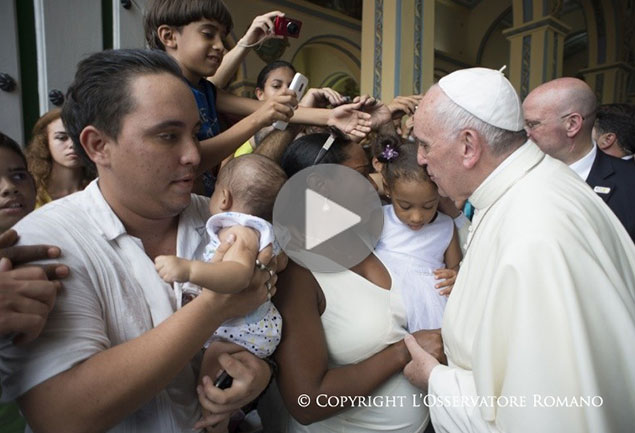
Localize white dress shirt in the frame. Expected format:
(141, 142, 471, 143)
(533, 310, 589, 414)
(568, 143, 597, 180)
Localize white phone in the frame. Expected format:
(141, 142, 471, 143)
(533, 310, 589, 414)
(273, 72, 309, 130)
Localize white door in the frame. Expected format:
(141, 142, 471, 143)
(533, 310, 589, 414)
(0, 0, 25, 145)
(114, 0, 148, 49)
(34, 0, 102, 114)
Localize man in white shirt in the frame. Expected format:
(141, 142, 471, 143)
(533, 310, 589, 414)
(404, 67, 635, 433)
(0, 49, 276, 432)
(522, 77, 635, 241)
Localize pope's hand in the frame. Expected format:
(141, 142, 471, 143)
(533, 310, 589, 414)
(403, 333, 441, 392)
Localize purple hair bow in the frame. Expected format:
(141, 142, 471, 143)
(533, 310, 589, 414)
(381, 145, 399, 161)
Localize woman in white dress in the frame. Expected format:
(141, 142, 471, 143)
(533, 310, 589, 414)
(261, 132, 445, 432)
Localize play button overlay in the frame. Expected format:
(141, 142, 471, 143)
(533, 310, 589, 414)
(273, 164, 383, 273)
(305, 189, 361, 249)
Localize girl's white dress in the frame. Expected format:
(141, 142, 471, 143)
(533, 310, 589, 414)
(374, 205, 454, 331)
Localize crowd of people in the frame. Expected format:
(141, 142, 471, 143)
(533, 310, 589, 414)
(1, 1, 634, 432)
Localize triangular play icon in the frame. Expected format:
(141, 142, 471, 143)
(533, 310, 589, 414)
(305, 189, 361, 250)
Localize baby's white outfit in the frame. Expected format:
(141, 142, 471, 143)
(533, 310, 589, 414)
(199, 212, 282, 357)
(374, 205, 454, 331)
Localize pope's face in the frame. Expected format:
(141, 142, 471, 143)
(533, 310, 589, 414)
(414, 87, 465, 201)
(98, 72, 201, 220)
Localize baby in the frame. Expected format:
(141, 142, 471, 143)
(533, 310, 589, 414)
(154, 154, 287, 392)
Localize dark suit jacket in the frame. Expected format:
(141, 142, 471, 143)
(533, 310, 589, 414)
(586, 150, 635, 242)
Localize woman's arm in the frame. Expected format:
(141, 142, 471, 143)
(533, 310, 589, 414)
(216, 90, 372, 139)
(273, 261, 442, 425)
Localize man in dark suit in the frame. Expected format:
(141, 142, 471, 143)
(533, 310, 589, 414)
(523, 77, 635, 242)
(593, 103, 635, 161)
(586, 149, 635, 241)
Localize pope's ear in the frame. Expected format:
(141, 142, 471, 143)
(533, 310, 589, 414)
(79, 126, 111, 168)
(460, 129, 481, 169)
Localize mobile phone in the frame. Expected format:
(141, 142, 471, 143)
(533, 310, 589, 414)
(273, 72, 309, 130)
(274, 16, 302, 38)
(214, 370, 233, 390)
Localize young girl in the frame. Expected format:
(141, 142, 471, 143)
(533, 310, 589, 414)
(25, 109, 93, 207)
(373, 136, 462, 331)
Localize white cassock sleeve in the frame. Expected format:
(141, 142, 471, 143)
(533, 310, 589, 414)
(428, 365, 499, 433)
(428, 228, 635, 433)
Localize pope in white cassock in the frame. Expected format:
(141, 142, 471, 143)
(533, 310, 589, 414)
(404, 67, 635, 433)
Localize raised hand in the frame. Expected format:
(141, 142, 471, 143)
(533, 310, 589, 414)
(353, 95, 393, 132)
(326, 101, 372, 139)
(238, 11, 285, 47)
(300, 87, 347, 108)
(386, 94, 422, 119)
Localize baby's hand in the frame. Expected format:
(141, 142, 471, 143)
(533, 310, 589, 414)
(154, 255, 191, 283)
(433, 268, 457, 297)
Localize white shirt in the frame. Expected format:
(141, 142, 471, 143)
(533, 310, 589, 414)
(568, 143, 597, 180)
(0, 180, 211, 433)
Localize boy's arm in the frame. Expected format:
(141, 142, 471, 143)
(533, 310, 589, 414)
(198, 92, 295, 171)
(210, 11, 284, 89)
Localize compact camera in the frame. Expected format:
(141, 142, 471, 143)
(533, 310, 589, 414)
(274, 16, 302, 38)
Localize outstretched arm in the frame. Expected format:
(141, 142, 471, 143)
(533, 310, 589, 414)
(254, 87, 348, 161)
(216, 90, 372, 140)
(198, 91, 296, 171)
(210, 11, 284, 89)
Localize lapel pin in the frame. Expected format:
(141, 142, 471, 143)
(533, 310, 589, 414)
(593, 186, 611, 194)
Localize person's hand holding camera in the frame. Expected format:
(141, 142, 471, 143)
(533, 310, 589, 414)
(238, 11, 286, 48)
